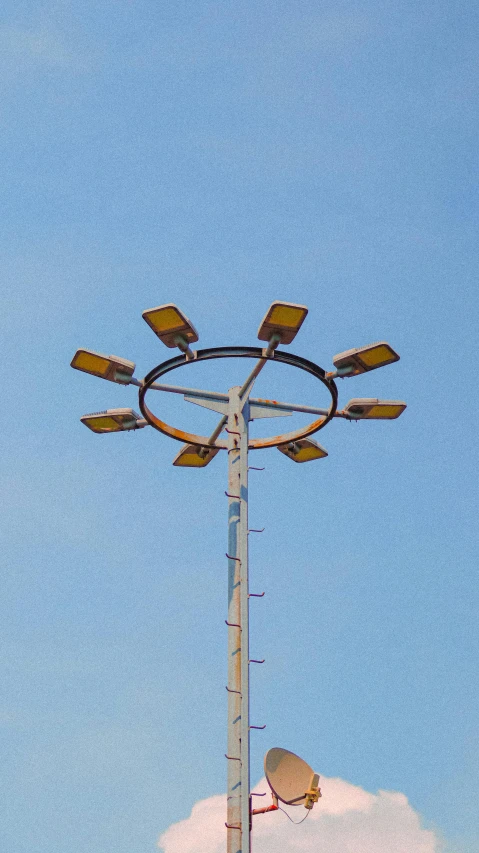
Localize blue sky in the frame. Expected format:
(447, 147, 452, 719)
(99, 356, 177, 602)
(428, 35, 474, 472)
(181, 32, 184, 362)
(1, 2, 477, 852)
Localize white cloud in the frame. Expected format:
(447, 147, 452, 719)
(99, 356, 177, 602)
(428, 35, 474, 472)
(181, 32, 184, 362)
(158, 775, 440, 853)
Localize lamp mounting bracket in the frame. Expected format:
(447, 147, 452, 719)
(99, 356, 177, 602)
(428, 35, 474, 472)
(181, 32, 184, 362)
(138, 346, 338, 450)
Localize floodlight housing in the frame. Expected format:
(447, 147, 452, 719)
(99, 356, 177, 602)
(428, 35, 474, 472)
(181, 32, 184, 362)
(257, 301, 308, 345)
(333, 342, 399, 375)
(80, 408, 146, 433)
(172, 443, 219, 467)
(142, 303, 199, 349)
(278, 437, 328, 462)
(71, 349, 135, 384)
(343, 398, 407, 420)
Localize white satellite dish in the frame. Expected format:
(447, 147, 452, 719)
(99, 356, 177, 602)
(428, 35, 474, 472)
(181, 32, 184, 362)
(264, 747, 320, 808)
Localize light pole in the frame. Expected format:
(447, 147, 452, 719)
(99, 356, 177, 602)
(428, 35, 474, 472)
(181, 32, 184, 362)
(71, 301, 406, 853)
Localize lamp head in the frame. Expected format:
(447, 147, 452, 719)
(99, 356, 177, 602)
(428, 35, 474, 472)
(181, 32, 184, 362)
(333, 342, 399, 376)
(343, 398, 407, 420)
(142, 303, 199, 349)
(80, 408, 146, 433)
(71, 349, 135, 384)
(257, 301, 308, 345)
(278, 437, 328, 462)
(172, 443, 219, 467)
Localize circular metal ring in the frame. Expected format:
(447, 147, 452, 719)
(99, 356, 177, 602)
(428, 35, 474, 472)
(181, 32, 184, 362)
(138, 346, 338, 450)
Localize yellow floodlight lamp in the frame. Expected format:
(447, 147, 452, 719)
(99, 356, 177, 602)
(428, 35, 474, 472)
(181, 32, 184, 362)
(343, 398, 407, 420)
(71, 349, 135, 384)
(172, 443, 219, 468)
(278, 437, 328, 463)
(257, 301, 308, 346)
(142, 303, 199, 352)
(332, 342, 399, 376)
(80, 408, 146, 434)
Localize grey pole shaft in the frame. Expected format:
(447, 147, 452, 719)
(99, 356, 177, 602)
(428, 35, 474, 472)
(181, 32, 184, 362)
(226, 387, 251, 853)
(239, 394, 251, 852)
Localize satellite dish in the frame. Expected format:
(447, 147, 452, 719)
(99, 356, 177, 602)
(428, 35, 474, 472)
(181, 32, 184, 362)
(264, 747, 320, 807)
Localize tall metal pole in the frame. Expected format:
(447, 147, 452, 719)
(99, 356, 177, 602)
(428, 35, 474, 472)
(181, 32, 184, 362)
(74, 314, 403, 850)
(226, 386, 250, 853)
(239, 393, 251, 852)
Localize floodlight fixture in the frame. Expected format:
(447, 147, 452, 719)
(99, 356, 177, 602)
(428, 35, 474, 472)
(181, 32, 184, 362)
(80, 408, 146, 433)
(257, 301, 308, 345)
(172, 443, 219, 467)
(343, 398, 407, 420)
(71, 303, 405, 853)
(278, 437, 328, 463)
(71, 349, 135, 384)
(333, 341, 399, 376)
(142, 303, 199, 351)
